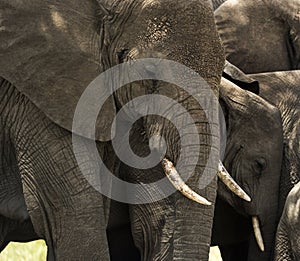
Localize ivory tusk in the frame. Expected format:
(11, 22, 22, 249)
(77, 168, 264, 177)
(218, 161, 251, 202)
(162, 158, 211, 206)
(252, 216, 265, 252)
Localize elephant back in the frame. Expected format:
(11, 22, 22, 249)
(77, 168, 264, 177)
(215, 0, 292, 73)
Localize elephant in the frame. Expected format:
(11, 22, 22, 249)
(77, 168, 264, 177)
(0, 0, 232, 260)
(249, 70, 300, 215)
(275, 181, 300, 260)
(251, 69, 300, 259)
(211, 62, 284, 261)
(213, 65, 300, 260)
(214, 0, 300, 73)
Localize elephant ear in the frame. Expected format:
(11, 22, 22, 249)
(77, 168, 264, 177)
(0, 0, 116, 141)
(265, 0, 300, 69)
(223, 61, 260, 94)
(215, 0, 293, 73)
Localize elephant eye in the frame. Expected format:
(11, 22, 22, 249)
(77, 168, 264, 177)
(254, 157, 267, 172)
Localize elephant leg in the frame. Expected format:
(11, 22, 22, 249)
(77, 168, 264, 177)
(10, 97, 112, 259)
(23, 183, 110, 260)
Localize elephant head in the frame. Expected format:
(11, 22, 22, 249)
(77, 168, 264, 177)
(212, 62, 283, 261)
(214, 0, 300, 73)
(0, 0, 232, 259)
(249, 70, 300, 213)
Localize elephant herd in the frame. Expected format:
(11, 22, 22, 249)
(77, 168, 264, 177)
(0, 0, 300, 260)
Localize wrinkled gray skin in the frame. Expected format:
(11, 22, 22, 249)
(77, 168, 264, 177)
(215, 0, 300, 73)
(275, 182, 300, 260)
(0, 0, 224, 260)
(211, 68, 283, 261)
(248, 70, 300, 261)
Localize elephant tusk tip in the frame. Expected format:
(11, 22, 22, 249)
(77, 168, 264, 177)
(252, 216, 265, 252)
(243, 194, 251, 202)
(195, 197, 212, 206)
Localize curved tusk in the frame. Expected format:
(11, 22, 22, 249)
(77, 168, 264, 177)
(162, 158, 211, 206)
(252, 216, 265, 252)
(218, 161, 251, 202)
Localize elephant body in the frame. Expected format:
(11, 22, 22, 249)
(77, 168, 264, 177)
(0, 0, 225, 260)
(215, 0, 300, 73)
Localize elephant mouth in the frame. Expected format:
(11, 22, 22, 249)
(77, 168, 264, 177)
(162, 158, 251, 206)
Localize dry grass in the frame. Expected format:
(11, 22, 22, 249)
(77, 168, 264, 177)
(0, 241, 222, 261)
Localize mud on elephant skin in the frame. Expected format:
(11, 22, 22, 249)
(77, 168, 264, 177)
(215, 0, 300, 73)
(212, 63, 284, 261)
(0, 0, 226, 260)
